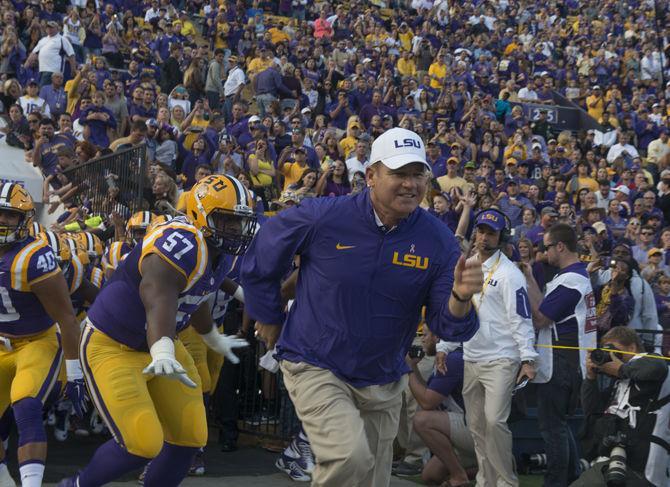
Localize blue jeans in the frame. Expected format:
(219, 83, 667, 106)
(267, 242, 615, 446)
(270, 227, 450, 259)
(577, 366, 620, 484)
(536, 353, 582, 487)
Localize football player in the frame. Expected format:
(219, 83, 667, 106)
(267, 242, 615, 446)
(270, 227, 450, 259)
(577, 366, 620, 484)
(59, 175, 253, 487)
(0, 184, 86, 487)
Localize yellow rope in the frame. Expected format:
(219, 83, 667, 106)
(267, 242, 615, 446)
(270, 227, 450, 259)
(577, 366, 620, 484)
(536, 344, 670, 361)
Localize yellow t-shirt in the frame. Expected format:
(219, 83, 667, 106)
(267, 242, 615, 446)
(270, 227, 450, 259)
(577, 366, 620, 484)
(182, 118, 209, 151)
(247, 57, 274, 79)
(428, 62, 446, 89)
(281, 162, 308, 190)
(339, 136, 357, 159)
(249, 154, 274, 187)
(268, 27, 290, 45)
(399, 31, 414, 52)
(586, 95, 605, 120)
(397, 58, 417, 78)
(214, 22, 230, 49)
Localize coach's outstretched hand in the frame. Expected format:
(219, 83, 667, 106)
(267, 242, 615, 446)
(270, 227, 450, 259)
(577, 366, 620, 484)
(452, 254, 484, 300)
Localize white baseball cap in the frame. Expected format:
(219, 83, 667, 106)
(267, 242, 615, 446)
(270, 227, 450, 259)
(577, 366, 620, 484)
(367, 127, 429, 171)
(615, 185, 630, 195)
(248, 115, 261, 123)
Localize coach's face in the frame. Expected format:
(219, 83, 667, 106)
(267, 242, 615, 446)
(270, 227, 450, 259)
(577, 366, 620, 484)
(367, 162, 428, 224)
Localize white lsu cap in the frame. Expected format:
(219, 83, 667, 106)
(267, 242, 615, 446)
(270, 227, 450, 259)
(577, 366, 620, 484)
(366, 127, 429, 171)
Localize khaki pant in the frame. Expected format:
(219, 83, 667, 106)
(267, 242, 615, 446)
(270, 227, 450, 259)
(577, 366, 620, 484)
(281, 361, 407, 487)
(463, 359, 519, 487)
(397, 352, 434, 464)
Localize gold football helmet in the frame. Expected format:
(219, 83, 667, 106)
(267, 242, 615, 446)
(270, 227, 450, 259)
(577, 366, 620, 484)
(29, 221, 44, 238)
(126, 211, 156, 245)
(0, 183, 35, 244)
(146, 214, 173, 233)
(74, 232, 104, 260)
(40, 230, 72, 271)
(185, 175, 256, 254)
(63, 236, 90, 266)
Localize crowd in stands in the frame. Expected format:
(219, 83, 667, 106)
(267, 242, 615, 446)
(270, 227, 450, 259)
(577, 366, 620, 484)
(1, 0, 670, 484)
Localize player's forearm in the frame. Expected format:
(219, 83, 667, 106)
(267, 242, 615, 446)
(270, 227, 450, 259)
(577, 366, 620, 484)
(60, 316, 81, 360)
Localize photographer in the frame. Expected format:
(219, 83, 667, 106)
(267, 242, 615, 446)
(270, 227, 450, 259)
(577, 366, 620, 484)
(404, 329, 476, 486)
(593, 258, 635, 332)
(571, 327, 669, 486)
(590, 243, 662, 352)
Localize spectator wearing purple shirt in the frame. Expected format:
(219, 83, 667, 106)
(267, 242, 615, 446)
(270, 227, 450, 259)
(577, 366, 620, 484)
(253, 65, 295, 118)
(359, 90, 393, 129)
(426, 141, 447, 178)
(80, 91, 116, 148)
(498, 180, 534, 227)
(38, 71, 67, 117)
(526, 207, 559, 246)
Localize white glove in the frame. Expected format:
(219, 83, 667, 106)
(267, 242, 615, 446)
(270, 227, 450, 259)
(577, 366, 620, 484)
(200, 326, 248, 364)
(142, 337, 196, 388)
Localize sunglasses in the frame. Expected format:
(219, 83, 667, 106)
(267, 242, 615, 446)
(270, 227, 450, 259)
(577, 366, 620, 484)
(641, 232, 654, 236)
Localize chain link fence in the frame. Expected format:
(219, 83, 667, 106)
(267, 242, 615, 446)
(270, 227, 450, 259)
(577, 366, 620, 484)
(61, 144, 148, 218)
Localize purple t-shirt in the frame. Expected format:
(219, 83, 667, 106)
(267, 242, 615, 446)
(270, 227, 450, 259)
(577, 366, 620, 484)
(426, 349, 465, 411)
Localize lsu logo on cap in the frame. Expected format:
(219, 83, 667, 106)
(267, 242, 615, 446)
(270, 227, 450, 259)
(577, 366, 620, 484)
(392, 251, 429, 270)
(481, 213, 500, 223)
(393, 138, 422, 149)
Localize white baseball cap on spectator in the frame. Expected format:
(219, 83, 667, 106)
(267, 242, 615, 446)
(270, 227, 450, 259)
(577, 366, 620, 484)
(615, 186, 630, 196)
(366, 127, 429, 171)
(592, 222, 607, 234)
(301, 107, 311, 114)
(248, 115, 261, 123)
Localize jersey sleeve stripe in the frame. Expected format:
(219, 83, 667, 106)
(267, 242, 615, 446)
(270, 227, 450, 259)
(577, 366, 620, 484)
(185, 231, 208, 292)
(11, 240, 47, 290)
(90, 267, 103, 288)
(70, 256, 84, 294)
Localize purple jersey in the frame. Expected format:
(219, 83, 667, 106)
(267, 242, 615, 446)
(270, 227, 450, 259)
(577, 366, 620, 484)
(0, 237, 61, 336)
(87, 218, 233, 351)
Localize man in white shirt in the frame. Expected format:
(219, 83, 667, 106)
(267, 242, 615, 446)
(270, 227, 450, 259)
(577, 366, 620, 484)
(647, 129, 670, 166)
(606, 132, 640, 164)
(345, 140, 369, 182)
(462, 209, 537, 487)
(517, 79, 539, 103)
(223, 55, 246, 123)
(25, 21, 76, 87)
(594, 179, 614, 210)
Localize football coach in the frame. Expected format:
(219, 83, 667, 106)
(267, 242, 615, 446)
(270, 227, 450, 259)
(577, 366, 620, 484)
(241, 127, 483, 487)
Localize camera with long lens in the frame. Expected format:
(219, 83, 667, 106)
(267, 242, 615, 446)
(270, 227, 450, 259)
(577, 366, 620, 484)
(602, 432, 627, 486)
(591, 344, 619, 366)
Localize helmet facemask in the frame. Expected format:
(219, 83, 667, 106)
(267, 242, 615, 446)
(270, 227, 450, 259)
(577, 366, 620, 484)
(203, 207, 257, 255)
(0, 208, 33, 245)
